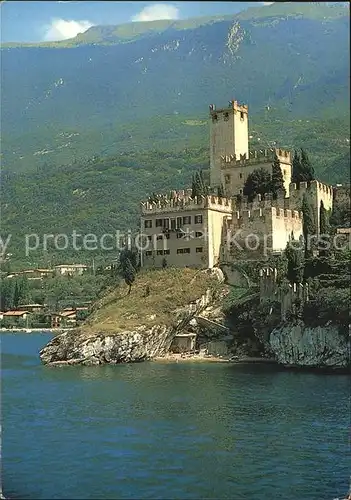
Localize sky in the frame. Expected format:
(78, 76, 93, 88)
(0, 1, 275, 43)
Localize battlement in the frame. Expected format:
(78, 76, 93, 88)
(289, 179, 333, 196)
(232, 206, 302, 223)
(141, 190, 232, 215)
(220, 148, 291, 168)
(209, 100, 248, 116)
(234, 192, 299, 212)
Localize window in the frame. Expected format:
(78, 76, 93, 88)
(148, 235, 153, 241)
(145, 251, 152, 256)
(177, 248, 191, 254)
(239, 189, 243, 195)
(224, 112, 229, 121)
(156, 250, 163, 256)
(164, 233, 170, 239)
(176, 217, 183, 228)
(240, 111, 244, 120)
(196, 247, 203, 253)
(144, 220, 152, 228)
(284, 169, 286, 176)
(239, 173, 243, 179)
(195, 231, 203, 238)
(163, 218, 169, 229)
(183, 216, 191, 225)
(156, 219, 163, 227)
(177, 232, 184, 239)
(225, 175, 230, 184)
(170, 218, 176, 230)
(195, 215, 203, 224)
(156, 235, 164, 240)
(164, 249, 170, 255)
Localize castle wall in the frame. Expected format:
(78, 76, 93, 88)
(221, 148, 291, 197)
(271, 208, 303, 251)
(289, 180, 333, 233)
(140, 192, 232, 269)
(223, 205, 302, 259)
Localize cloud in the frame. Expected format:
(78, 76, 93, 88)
(43, 18, 94, 41)
(132, 3, 179, 22)
(262, 2, 274, 5)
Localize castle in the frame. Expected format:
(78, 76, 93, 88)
(140, 100, 333, 269)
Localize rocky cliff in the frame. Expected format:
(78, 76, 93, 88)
(269, 321, 350, 369)
(40, 268, 226, 366)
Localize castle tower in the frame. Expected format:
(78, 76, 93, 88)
(209, 100, 249, 188)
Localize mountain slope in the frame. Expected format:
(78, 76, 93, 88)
(1, 4, 349, 173)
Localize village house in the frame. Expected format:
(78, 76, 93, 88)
(54, 264, 89, 277)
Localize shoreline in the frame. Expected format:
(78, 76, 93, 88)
(153, 353, 277, 364)
(0, 328, 68, 334)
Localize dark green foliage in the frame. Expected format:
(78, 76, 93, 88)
(191, 170, 208, 197)
(217, 184, 225, 197)
(291, 150, 302, 184)
(302, 193, 316, 258)
(119, 248, 139, 271)
(121, 258, 136, 294)
(300, 148, 315, 181)
(243, 168, 272, 202)
(285, 239, 304, 284)
(292, 149, 315, 184)
(270, 153, 286, 199)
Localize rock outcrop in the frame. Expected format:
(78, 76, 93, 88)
(40, 287, 218, 366)
(269, 321, 350, 369)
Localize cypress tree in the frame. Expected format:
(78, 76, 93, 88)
(291, 149, 302, 184)
(122, 258, 136, 295)
(217, 184, 225, 197)
(302, 193, 316, 258)
(270, 154, 286, 199)
(13, 281, 20, 308)
(300, 148, 315, 181)
(285, 239, 304, 284)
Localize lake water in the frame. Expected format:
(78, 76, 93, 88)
(1, 332, 350, 500)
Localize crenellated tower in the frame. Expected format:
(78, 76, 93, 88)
(209, 100, 249, 188)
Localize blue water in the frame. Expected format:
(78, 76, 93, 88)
(1, 333, 350, 500)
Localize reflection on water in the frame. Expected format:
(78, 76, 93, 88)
(1, 333, 349, 500)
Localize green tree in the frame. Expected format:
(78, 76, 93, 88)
(121, 258, 136, 294)
(285, 239, 304, 284)
(300, 148, 315, 181)
(217, 184, 225, 197)
(270, 154, 286, 199)
(291, 149, 302, 184)
(243, 168, 271, 202)
(302, 193, 316, 259)
(13, 280, 21, 308)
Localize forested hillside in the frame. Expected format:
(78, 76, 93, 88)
(1, 2, 349, 267)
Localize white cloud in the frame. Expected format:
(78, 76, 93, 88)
(43, 18, 94, 41)
(132, 3, 179, 22)
(262, 2, 274, 5)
